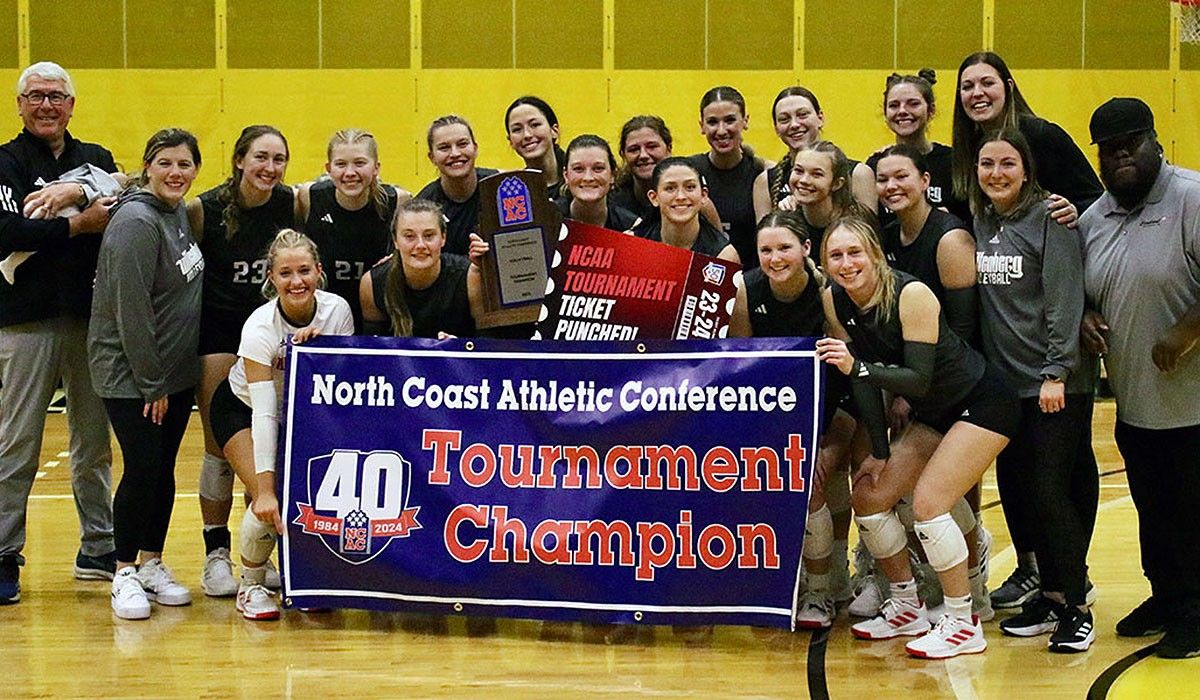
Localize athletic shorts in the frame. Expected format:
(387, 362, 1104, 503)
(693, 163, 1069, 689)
(199, 306, 252, 356)
(915, 364, 1020, 439)
(210, 378, 252, 449)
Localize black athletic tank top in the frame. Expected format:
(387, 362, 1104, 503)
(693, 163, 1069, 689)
(198, 183, 294, 329)
(687, 152, 765, 269)
(882, 208, 967, 302)
(744, 267, 824, 337)
(555, 196, 641, 232)
(305, 179, 398, 332)
(415, 168, 498, 257)
(369, 254, 474, 338)
(831, 271, 984, 416)
(635, 217, 730, 258)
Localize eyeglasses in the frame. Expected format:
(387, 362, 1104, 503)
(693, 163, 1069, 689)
(20, 91, 70, 106)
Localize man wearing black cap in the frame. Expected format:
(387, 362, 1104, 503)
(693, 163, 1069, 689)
(1079, 97, 1200, 659)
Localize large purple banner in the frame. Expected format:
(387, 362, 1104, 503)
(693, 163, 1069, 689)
(279, 337, 822, 629)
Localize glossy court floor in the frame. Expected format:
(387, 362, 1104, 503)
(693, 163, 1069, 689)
(3, 401, 1197, 699)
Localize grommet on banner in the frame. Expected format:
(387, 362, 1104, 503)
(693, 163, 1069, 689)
(284, 597, 292, 608)
(465, 341, 475, 351)
(633, 611, 643, 621)
(453, 602, 464, 612)
(636, 343, 646, 353)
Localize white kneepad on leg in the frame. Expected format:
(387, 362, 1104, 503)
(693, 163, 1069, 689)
(199, 453, 234, 502)
(855, 510, 907, 560)
(804, 504, 834, 560)
(914, 513, 968, 572)
(240, 507, 277, 566)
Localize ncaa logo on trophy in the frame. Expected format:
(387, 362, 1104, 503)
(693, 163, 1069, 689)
(497, 175, 535, 226)
(292, 449, 422, 565)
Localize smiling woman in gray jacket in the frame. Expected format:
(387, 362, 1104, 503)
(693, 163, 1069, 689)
(87, 128, 204, 621)
(971, 128, 1098, 653)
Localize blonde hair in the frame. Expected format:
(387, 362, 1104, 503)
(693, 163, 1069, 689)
(327, 128, 391, 221)
(821, 216, 897, 321)
(261, 229, 326, 299)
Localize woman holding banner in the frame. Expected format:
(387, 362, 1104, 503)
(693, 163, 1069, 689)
(816, 217, 1018, 658)
(208, 229, 353, 620)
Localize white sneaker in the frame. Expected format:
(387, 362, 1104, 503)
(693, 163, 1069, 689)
(201, 548, 238, 597)
(263, 559, 281, 591)
(135, 558, 192, 606)
(848, 573, 886, 617)
(851, 597, 931, 640)
(111, 568, 151, 620)
(905, 614, 987, 659)
(795, 592, 834, 630)
(236, 583, 280, 621)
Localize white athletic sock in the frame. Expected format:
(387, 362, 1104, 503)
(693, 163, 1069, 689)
(890, 578, 919, 605)
(945, 593, 972, 621)
(242, 564, 266, 586)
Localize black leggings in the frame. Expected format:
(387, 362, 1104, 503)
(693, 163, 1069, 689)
(105, 389, 194, 563)
(995, 393, 1099, 605)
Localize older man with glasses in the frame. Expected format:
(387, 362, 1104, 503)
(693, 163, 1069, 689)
(0, 61, 121, 605)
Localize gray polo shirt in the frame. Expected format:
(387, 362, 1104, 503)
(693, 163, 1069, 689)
(1081, 162, 1200, 429)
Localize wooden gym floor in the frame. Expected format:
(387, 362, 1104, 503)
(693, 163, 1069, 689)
(2, 401, 1197, 699)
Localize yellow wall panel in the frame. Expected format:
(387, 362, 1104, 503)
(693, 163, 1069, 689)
(63, 70, 223, 184)
(896, 0, 983, 70)
(515, 0, 602, 69)
(321, 0, 410, 69)
(0, 0, 17, 69)
(222, 70, 419, 186)
(227, 0, 318, 69)
(127, 0, 216, 69)
(423, 0, 513, 69)
(804, 0, 893, 69)
(30, 0, 123, 68)
(994, 0, 1083, 69)
(1084, 0, 1169, 69)
(1185, 43, 1200, 70)
(1169, 73, 1200, 167)
(708, 0, 792, 70)
(613, 0, 704, 70)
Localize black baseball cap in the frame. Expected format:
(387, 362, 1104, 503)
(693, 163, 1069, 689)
(1089, 98, 1155, 144)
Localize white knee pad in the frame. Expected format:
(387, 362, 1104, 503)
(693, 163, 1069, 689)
(950, 497, 976, 534)
(240, 507, 277, 565)
(855, 510, 907, 560)
(824, 467, 851, 515)
(199, 453, 234, 502)
(914, 514, 969, 572)
(896, 495, 915, 531)
(803, 504, 834, 560)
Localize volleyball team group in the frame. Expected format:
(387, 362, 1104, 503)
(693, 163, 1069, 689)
(0, 48, 1197, 662)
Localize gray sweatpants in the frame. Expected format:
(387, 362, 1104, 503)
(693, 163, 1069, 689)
(0, 317, 113, 561)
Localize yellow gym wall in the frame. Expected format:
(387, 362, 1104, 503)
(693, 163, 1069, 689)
(0, 0, 1195, 192)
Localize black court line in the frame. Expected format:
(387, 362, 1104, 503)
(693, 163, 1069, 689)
(1099, 468, 1126, 478)
(806, 626, 831, 700)
(1086, 642, 1157, 700)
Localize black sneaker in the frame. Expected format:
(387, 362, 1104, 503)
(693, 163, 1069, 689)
(74, 549, 117, 581)
(1049, 607, 1095, 653)
(0, 554, 19, 604)
(1116, 596, 1167, 637)
(991, 565, 1040, 609)
(1000, 595, 1061, 637)
(1156, 619, 1200, 659)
